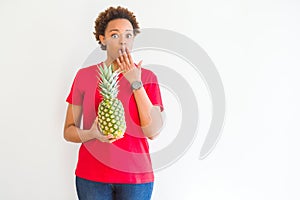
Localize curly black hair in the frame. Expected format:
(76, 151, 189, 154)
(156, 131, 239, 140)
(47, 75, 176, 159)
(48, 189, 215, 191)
(93, 6, 140, 50)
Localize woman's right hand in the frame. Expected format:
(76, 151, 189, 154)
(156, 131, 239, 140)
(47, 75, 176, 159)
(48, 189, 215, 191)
(64, 104, 123, 143)
(90, 117, 123, 143)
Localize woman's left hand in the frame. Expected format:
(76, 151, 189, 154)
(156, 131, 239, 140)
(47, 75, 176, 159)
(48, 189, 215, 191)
(116, 47, 142, 84)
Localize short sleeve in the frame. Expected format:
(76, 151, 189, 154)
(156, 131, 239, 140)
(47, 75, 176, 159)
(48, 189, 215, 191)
(66, 69, 84, 105)
(144, 72, 164, 112)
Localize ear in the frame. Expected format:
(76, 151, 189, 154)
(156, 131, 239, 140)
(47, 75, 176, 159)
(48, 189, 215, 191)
(99, 35, 106, 45)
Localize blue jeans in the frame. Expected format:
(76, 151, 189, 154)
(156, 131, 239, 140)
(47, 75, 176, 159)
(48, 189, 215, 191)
(76, 176, 154, 200)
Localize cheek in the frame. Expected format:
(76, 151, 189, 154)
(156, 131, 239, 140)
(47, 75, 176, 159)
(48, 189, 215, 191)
(106, 44, 120, 59)
(106, 40, 118, 51)
(106, 39, 117, 47)
(127, 42, 133, 49)
(126, 38, 134, 46)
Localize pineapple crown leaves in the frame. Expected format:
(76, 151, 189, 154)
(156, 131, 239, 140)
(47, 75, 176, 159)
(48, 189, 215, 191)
(97, 64, 120, 99)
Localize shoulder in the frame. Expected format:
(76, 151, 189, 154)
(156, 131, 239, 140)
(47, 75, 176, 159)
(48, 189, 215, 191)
(141, 67, 158, 79)
(71, 64, 99, 88)
(75, 64, 99, 80)
(78, 64, 98, 75)
(141, 67, 160, 85)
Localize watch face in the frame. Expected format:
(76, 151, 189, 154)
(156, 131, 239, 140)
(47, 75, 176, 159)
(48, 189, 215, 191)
(132, 81, 142, 90)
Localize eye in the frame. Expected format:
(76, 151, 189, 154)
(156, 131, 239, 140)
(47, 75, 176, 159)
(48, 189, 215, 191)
(111, 33, 119, 39)
(126, 33, 133, 39)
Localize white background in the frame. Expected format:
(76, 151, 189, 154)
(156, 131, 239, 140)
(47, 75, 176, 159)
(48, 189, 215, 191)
(1, 0, 299, 199)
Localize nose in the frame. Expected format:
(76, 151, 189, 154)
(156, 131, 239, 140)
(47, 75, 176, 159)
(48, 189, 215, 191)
(119, 34, 126, 45)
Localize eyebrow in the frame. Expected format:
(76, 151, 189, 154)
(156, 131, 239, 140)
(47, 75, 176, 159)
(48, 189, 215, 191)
(108, 29, 133, 32)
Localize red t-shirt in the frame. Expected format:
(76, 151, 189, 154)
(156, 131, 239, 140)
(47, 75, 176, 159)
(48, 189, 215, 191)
(66, 63, 164, 184)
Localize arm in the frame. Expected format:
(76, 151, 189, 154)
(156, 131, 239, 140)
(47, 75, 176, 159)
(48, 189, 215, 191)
(132, 87, 163, 139)
(116, 47, 164, 139)
(63, 104, 117, 143)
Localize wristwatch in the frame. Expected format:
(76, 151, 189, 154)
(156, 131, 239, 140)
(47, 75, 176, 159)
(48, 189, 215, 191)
(131, 81, 143, 90)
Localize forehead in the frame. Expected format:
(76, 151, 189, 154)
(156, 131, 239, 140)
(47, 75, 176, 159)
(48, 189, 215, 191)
(105, 18, 133, 33)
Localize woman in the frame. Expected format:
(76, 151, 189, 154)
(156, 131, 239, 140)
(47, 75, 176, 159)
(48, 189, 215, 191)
(64, 6, 164, 200)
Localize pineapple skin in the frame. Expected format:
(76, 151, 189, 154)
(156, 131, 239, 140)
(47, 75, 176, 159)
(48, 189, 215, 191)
(97, 98, 126, 138)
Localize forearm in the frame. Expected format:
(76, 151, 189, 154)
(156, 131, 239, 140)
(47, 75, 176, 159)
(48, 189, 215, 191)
(133, 87, 152, 124)
(133, 87, 163, 139)
(64, 125, 95, 143)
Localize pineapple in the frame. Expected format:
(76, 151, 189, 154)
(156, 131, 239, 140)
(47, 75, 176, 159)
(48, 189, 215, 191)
(97, 64, 126, 138)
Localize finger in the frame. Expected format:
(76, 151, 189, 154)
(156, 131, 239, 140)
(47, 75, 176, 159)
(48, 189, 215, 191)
(122, 50, 131, 67)
(115, 135, 124, 140)
(120, 51, 130, 72)
(122, 48, 132, 71)
(121, 52, 130, 72)
(116, 57, 123, 70)
(137, 60, 143, 69)
(119, 49, 124, 63)
(119, 48, 124, 56)
(99, 135, 113, 143)
(125, 47, 133, 66)
(116, 57, 126, 73)
(116, 57, 121, 65)
(108, 139, 117, 143)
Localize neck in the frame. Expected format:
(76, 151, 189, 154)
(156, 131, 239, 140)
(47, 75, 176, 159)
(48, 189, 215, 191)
(104, 59, 119, 72)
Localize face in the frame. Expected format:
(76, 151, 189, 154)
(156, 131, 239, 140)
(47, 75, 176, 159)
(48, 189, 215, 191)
(99, 18, 135, 62)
